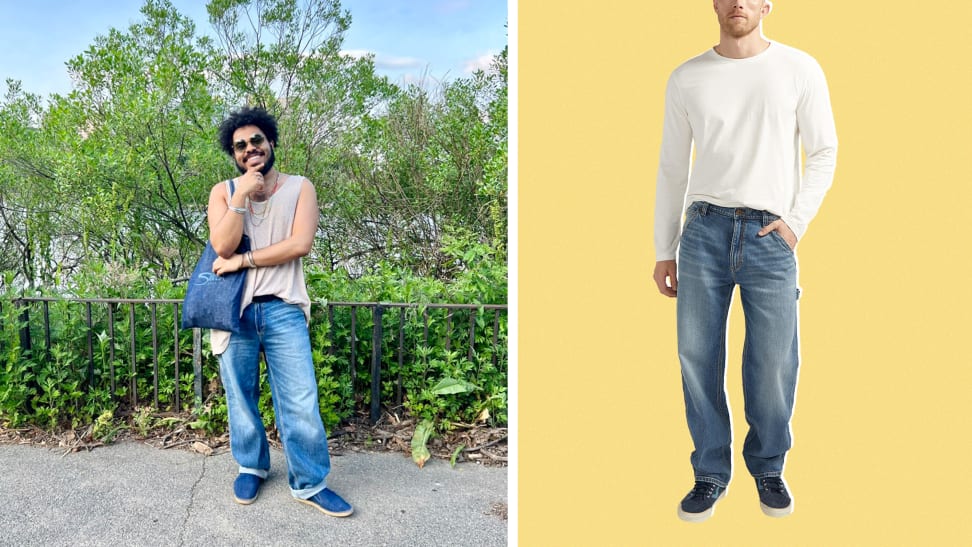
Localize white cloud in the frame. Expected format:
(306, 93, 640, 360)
(340, 49, 374, 60)
(341, 49, 426, 71)
(463, 51, 498, 74)
(375, 55, 426, 70)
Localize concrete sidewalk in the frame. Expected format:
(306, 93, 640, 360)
(0, 441, 508, 546)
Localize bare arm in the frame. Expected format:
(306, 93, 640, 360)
(207, 163, 267, 257)
(211, 177, 319, 276)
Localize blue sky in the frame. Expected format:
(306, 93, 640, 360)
(0, 0, 509, 99)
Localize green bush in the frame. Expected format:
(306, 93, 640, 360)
(0, 238, 507, 437)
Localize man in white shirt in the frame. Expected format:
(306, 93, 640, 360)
(652, 0, 837, 522)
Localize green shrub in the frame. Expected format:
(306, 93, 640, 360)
(0, 241, 507, 438)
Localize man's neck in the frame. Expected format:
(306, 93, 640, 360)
(715, 32, 770, 59)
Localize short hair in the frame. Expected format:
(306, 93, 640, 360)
(218, 106, 280, 155)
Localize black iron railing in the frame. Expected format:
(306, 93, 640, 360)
(3, 297, 508, 424)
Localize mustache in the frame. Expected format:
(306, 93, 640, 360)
(235, 147, 274, 175)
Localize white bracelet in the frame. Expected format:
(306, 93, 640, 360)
(228, 205, 246, 215)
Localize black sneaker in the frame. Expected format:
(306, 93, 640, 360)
(756, 476, 793, 517)
(677, 481, 726, 522)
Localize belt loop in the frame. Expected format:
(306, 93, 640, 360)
(699, 202, 709, 216)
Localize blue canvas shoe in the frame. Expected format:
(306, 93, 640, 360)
(297, 488, 354, 517)
(756, 476, 793, 517)
(677, 481, 726, 522)
(233, 473, 264, 505)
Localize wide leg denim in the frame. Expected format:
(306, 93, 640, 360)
(218, 298, 330, 499)
(676, 202, 800, 488)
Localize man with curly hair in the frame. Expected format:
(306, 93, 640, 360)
(207, 106, 352, 517)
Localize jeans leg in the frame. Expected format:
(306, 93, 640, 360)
(258, 300, 331, 498)
(737, 217, 800, 478)
(219, 305, 270, 477)
(676, 209, 735, 487)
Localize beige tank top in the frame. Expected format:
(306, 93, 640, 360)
(211, 173, 312, 354)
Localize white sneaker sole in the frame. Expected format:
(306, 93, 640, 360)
(760, 500, 794, 518)
(677, 490, 726, 523)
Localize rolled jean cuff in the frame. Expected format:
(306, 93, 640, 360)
(752, 471, 783, 479)
(291, 479, 327, 500)
(696, 476, 728, 489)
(239, 466, 269, 479)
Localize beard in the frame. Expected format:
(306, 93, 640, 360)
(235, 146, 275, 175)
(719, 15, 761, 38)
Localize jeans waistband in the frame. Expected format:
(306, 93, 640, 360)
(252, 295, 281, 303)
(691, 201, 779, 222)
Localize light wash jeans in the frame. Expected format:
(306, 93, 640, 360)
(218, 297, 330, 499)
(676, 201, 800, 488)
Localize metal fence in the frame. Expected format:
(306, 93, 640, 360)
(3, 297, 508, 424)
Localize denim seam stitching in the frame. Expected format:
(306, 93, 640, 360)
(695, 476, 728, 488)
(752, 472, 783, 479)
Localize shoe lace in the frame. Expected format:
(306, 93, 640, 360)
(759, 477, 786, 493)
(690, 481, 718, 499)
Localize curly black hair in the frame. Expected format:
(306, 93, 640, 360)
(217, 106, 280, 155)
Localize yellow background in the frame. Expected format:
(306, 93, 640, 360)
(519, 1, 972, 545)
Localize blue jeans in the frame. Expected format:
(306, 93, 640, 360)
(676, 202, 800, 488)
(218, 298, 330, 499)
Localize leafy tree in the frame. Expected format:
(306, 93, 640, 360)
(204, 0, 396, 272)
(60, 0, 226, 289)
(0, 1, 226, 293)
(0, 0, 508, 296)
(332, 47, 509, 278)
(0, 81, 49, 288)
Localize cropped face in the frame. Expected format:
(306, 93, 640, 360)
(232, 124, 275, 175)
(713, 0, 770, 39)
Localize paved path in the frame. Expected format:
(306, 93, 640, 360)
(0, 441, 508, 546)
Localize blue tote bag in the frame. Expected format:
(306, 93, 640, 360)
(181, 180, 249, 332)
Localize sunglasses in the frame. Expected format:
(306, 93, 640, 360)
(233, 133, 266, 152)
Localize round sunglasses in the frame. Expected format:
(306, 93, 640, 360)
(233, 133, 267, 152)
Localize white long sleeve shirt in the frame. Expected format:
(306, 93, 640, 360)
(654, 41, 837, 261)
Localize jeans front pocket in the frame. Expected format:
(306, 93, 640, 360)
(769, 230, 795, 253)
(682, 202, 702, 232)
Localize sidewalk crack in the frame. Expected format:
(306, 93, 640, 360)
(179, 455, 208, 547)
